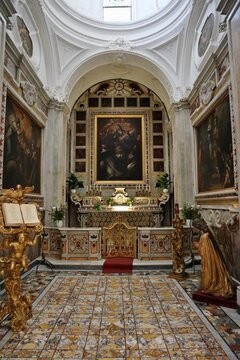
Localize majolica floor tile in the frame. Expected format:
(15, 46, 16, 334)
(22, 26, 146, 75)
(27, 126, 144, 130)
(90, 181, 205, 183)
(0, 270, 239, 359)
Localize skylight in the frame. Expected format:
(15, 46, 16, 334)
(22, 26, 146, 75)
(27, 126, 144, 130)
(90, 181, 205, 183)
(103, 0, 132, 22)
(61, 0, 173, 23)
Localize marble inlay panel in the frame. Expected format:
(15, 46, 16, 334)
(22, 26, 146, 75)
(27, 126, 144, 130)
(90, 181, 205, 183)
(0, 272, 239, 359)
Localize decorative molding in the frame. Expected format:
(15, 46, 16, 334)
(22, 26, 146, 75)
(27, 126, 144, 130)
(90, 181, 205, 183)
(201, 208, 238, 228)
(152, 35, 179, 72)
(44, 86, 69, 105)
(6, 21, 14, 31)
(170, 86, 192, 105)
(229, 85, 238, 191)
(20, 80, 37, 106)
(219, 21, 227, 32)
(199, 80, 215, 106)
(107, 37, 135, 51)
(0, 82, 7, 188)
(109, 55, 132, 75)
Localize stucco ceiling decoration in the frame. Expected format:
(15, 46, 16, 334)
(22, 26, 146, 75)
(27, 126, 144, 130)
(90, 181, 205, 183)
(20, 80, 37, 106)
(199, 80, 215, 106)
(36, 0, 200, 109)
(170, 86, 192, 104)
(56, 35, 85, 72)
(151, 35, 180, 73)
(107, 53, 132, 75)
(89, 79, 147, 98)
(106, 37, 135, 51)
(44, 84, 70, 104)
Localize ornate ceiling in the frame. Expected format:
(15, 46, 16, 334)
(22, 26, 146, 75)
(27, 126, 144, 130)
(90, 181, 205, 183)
(9, 0, 225, 110)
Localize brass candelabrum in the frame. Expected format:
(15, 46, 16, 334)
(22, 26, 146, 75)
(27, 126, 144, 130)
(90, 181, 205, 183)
(0, 185, 43, 332)
(168, 203, 189, 280)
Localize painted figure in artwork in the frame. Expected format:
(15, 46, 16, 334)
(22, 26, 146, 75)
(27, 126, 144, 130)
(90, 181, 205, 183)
(192, 218, 234, 298)
(97, 117, 143, 181)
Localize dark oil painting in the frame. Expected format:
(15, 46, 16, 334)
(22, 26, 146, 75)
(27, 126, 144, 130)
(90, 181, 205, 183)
(3, 95, 41, 193)
(95, 115, 144, 183)
(197, 94, 234, 192)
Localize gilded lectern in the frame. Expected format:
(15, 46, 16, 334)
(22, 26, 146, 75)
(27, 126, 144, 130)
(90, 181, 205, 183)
(0, 185, 43, 332)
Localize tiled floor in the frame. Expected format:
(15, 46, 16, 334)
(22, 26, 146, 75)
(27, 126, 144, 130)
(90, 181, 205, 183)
(0, 264, 240, 359)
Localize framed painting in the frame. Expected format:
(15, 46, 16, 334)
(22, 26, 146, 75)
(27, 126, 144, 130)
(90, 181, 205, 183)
(228, 2, 240, 197)
(94, 114, 145, 184)
(3, 95, 41, 193)
(196, 93, 234, 193)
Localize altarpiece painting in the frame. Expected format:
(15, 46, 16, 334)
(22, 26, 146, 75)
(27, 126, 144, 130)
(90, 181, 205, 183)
(94, 114, 145, 184)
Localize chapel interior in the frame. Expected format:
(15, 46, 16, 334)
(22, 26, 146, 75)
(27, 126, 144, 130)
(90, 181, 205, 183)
(0, 0, 240, 359)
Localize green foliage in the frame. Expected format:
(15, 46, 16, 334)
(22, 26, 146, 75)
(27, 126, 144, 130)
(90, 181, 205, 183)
(127, 197, 134, 206)
(94, 203, 101, 211)
(49, 205, 66, 221)
(181, 202, 199, 220)
(67, 172, 83, 189)
(156, 173, 171, 189)
(107, 197, 114, 206)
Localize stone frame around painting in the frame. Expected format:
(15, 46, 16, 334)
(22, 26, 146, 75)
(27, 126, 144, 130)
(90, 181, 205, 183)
(3, 93, 42, 193)
(194, 89, 238, 205)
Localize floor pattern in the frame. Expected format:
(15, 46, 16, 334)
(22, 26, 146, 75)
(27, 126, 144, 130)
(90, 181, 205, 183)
(0, 271, 239, 359)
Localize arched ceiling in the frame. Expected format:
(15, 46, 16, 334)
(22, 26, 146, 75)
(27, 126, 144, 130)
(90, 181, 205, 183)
(68, 63, 171, 112)
(9, 0, 225, 112)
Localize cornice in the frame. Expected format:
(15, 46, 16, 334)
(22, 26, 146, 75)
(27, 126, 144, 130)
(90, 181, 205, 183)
(47, 98, 67, 112)
(5, 33, 51, 105)
(216, 0, 238, 17)
(6, 81, 47, 126)
(171, 98, 190, 111)
(0, 0, 16, 22)
(188, 34, 228, 104)
(5, 34, 42, 88)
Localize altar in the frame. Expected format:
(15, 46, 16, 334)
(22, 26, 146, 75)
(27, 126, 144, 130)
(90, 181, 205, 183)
(42, 188, 194, 260)
(70, 187, 170, 228)
(43, 225, 192, 260)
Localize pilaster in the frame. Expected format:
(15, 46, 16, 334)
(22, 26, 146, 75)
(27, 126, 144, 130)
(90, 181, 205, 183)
(43, 100, 68, 226)
(172, 99, 195, 207)
(0, 0, 16, 117)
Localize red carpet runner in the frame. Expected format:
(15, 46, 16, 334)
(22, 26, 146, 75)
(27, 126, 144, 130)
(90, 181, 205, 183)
(102, 257, 133, 274)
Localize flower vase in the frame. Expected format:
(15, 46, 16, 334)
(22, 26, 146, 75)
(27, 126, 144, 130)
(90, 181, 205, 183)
(56, 220, 63, 227)
(185, 219, 192, 227)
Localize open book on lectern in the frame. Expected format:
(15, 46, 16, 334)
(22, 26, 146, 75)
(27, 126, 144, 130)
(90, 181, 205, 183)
(2, 203, 40, 227)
